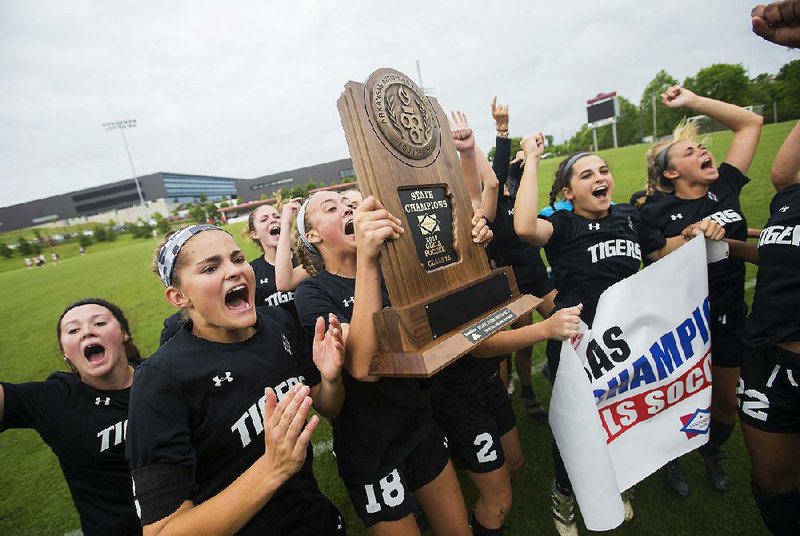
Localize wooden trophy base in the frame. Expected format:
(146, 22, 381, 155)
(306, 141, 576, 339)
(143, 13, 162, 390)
(368, 268, 542, 377)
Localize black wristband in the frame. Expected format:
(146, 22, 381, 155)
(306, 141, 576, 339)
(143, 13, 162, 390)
(132, 464, 196, 526)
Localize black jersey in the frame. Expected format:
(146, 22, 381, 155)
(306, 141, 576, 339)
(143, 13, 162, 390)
(541, 203, 666, 325)
(127, 309, 336, 535)
(250, 256, 299, 316)
(742, 183, 800, 350)
(1, 372, 140, 536)
(294, 270, 437, 483)
(489, 136, 549, 285)
(640, 163, 749, 315)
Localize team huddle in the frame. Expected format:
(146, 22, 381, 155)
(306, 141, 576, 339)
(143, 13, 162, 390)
(1, 3, 799, 535)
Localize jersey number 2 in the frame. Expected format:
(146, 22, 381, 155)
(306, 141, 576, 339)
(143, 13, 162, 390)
(474, 432, 498, 463)
(364, 469, 405, 514)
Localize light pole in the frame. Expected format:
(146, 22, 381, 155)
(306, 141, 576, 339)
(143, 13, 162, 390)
(102, 119, 145, 207)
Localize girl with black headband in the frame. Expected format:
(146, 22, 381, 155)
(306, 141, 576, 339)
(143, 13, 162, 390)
(1, 298, 143, 535)
(513, 132, 725, 536)
(638, 87, 763, 497)
(127, 224, 347, 535)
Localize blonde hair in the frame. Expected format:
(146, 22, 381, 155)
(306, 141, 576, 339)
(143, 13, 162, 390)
(638, 119, 705, 207)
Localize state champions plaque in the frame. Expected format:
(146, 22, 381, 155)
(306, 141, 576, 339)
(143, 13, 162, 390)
(338, 68, 540, 377)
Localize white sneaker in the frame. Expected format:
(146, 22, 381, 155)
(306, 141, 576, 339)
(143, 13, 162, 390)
(621, 489, 634, 521)
(552, 482, 578, 536)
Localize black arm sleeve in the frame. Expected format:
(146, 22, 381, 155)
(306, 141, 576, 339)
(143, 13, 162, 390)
(132, 464, 195, 526)
(492, 136, 512, 188)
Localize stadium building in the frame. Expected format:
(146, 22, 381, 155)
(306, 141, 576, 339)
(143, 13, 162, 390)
(0, 158, 355, 232)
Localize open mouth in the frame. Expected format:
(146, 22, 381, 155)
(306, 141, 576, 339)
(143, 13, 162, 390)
(592, 185, 609, 199)
(83, 343, 106, 363)
(269, 224, 281, 237)
(225, 284, 251, 312)
(344, 219, 355, 236)
(700, 158, 713, 170)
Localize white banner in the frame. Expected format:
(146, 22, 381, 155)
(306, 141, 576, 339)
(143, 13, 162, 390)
(549, 236, 723, 531)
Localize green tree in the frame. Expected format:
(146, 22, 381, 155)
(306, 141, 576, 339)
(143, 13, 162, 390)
(188, 204, 207, 224)
(17, 236, 33, 256)
(775, 60, 800, 120)
(0, 242, 12, 259)
(205, 203, 220, 223)
(152, 212, 171, 235)
(78, 234, 92, 248)
(93, 226, 108, 242)
(640, 70, 684, 140)
(683, 64, 751, 107)
(199, 192, 208, 203)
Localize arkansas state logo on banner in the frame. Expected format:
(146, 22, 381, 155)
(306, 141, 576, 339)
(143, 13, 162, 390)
(549, 236, 727, 531)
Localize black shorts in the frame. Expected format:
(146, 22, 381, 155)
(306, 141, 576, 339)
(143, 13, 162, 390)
(430, 374, 516, 474)
(738, 345, 800, 433)
(710, 307, 746, 368)
(344, 426, 450, 527)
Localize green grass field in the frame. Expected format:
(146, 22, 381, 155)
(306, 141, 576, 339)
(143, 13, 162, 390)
(1, 122, 792, 535)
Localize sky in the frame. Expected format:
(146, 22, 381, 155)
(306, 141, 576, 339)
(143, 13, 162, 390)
(0, 0, 796, 207)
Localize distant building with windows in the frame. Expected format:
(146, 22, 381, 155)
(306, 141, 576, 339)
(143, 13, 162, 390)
(0, 158, 356, 232)
(0, 172, 241, 232)
(236, 158, 354, 202)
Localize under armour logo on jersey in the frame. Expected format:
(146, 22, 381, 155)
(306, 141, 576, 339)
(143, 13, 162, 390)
(588, 223, 600, 231)
(443, 435, 449, 449)
(670, 213, 683, 221)
(282, 333, 292, 355)
(213, 372, 234, 387)
(259, 277, 269, 285)
(95, 397, 111, 406)
(717, 314, 727, 325)
(779, 206, 790, 213)
(628, 216, 634, 231)
(707, 191, 718, 202)
(343, 296, 355, 307)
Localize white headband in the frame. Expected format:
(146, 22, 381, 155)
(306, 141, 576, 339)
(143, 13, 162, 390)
(156, 224, 225, 286)
(295, 198, 317, 253)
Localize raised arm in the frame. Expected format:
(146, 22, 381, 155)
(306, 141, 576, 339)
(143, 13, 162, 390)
(476, 145, 499, 222)
(661, 86, 763, 174)
(345, 197, 404, 381)
(752, 0, 800, 47)
(275, 199, 311, 291)
(491, 96, 511, 187)
(771, 119, 800, 191)
(513, 132, 554, 246)
(451, 111, 482, 211)
(142, 385, 318, 536)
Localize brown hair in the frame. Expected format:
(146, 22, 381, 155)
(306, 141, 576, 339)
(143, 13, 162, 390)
(548, 152, 609, 207)
(57, 298, 142, 376)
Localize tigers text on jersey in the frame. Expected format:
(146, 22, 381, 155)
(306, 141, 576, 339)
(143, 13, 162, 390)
(640, 163, 749, 315)
(743, 183, 800, 349)
(294, 270, 438, 483)
(1, 372, 140, 536)
(250, 256, 299, 316)
(541, 203, 665, 325)
(126, 309, 340, 535)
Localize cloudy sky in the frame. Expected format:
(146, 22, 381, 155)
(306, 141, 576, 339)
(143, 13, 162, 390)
(1, 0, 796, 206)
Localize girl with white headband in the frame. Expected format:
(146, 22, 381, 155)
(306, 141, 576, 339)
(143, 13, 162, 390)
(127, 224, 347, 535)
(513, 132, 725, 536)
(293, 190, 582, 535)
(638, 87, 763, 498)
